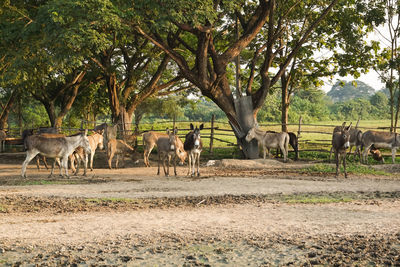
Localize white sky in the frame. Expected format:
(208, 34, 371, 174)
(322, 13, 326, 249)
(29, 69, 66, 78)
(321, 71, 385, 92)
(321, 22, 390, 93)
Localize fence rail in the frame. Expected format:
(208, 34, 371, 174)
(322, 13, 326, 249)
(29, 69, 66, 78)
(0, 117, 397, 156)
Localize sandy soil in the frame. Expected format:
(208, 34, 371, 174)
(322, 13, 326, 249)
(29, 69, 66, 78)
(0, 152, 400, 266)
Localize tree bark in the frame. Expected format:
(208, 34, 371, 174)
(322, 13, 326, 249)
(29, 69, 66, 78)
(0, 89, 17, 129)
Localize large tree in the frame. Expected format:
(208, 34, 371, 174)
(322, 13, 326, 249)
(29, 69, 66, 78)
(135, 0, 340, 158)
(0, 0, 91, 128)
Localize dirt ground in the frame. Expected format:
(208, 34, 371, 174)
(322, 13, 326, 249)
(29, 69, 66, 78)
(0, 152, 400, 266)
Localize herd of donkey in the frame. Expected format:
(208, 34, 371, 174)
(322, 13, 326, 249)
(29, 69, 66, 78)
(0, 121, 398, 179)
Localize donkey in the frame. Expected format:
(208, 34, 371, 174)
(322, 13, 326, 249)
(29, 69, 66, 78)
(69, 130, 104, 174)
(331, 122, 352, 178)
(246, 126, 289, 162)
(22, 129, 64, 170)
(329, 126, 363, 162)
(184, 124, 204, 177)
(157, 128, 179, 177)
(21, 130, 91, 178)
(107, 138, 135, 169)
(266, 130, 299, 160)
(143, 131, 187, 167)
(361, 130, 400, 164)
(94, 123, 117, 152)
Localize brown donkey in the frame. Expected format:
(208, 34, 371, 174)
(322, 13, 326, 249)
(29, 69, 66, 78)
(331, 122, 352, 178)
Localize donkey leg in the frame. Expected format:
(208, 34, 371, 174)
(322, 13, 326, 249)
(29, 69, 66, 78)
(196, 153, 201, 177)
(335, 151, 340, 177)
(108, 151, 114, 169)
(163, 155, 168, 177)
(90, 151, 95, 171)
(49, 160, 56, 178)
(35, 156, 41, 170)
(173, 155, 177, 176)
(166, 154, 171, 177)
(157, 152, 161, 175)
(280, 146, 287, 162)
(362, 146, 370, 164)
(115, 154, 120, 169)
(343, 152, 348, 178)
(186, 153, 192, 176)
(329, 147, 333, 163)
(62, 157, 69, 178)
(83, 153, 88, 176)
(21, 151, 39, 178)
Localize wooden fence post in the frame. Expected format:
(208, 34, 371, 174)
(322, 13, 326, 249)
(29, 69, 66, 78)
(298, 116, 302, 138)
(355, 118, 360, 129)
(209, 114, 215, 154)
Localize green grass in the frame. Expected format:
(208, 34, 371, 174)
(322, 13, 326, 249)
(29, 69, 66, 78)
(0, 205, 7, 213)
(281, 194, 354, 204)
(301, 163, 389, 176)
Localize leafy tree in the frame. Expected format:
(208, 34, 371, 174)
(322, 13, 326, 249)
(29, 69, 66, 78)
(0, 0, 90, 128)
(135, 0, 340, 158)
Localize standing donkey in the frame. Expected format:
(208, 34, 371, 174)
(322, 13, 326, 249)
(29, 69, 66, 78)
(331, 122, 352, 178)
(329, 126, 362, 162)
(21, 130, 91, 178)
(70, 130, 104, 174)
(184, 124, 203, 177)
(361, 130, 400, 164)
(245, 125, 289, 162)
(157, 128, 179, 176)
(143, 131, 187, 167)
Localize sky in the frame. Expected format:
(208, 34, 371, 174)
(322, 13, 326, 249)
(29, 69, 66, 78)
(321, 71, 385, 93)
(321, 22, 390, 93)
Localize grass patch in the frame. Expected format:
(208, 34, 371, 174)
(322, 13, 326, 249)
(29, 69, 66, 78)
(301, 163, 389, 176)
(0, 205, 7, 213)
(281, 194, 354, 204)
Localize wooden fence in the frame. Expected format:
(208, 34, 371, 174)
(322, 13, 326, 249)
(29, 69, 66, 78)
(0, 117, 396, 156)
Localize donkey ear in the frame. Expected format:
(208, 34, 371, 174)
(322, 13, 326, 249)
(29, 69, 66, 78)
(346, 122, 352, 131)
(174, 127, 178, 135)
(84, 129, 88, 136)
(166, 128, 170, 134)
(199, 124, 204, 130)
(190, 123, 194, 130)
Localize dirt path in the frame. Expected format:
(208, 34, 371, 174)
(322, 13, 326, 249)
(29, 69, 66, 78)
(0, 158, 400, 265)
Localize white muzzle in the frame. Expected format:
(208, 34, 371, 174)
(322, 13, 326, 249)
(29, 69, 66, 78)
(344, 141, 350, 149)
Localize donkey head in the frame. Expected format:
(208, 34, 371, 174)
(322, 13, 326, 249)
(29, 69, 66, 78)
(166, 127, 178, 151)
(340, 122, 352, 149)
(96, 129, 105, 150)
(190, 123, 203, 149)
(245, 126, 257, 142)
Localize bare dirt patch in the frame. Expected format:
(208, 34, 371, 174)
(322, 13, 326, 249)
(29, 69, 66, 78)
(0, 152, 400, 265)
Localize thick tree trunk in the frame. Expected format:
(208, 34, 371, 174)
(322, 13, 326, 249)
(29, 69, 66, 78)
(43, 102, 57, 128)
(281, 75, 290, 133)
(106, 74, 121, 123)
(119, 106, 134, 137)
(0, 90, 17, 129)
(230, 96, 259, 159)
